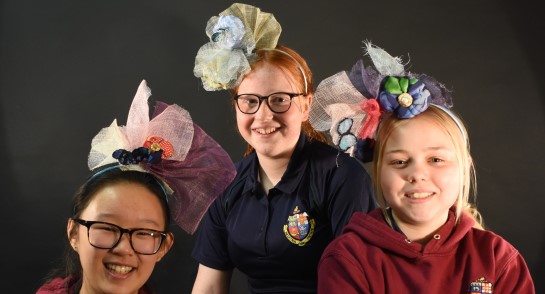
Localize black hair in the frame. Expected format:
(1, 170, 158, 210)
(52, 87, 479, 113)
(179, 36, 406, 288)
(42, 167, 171, 284)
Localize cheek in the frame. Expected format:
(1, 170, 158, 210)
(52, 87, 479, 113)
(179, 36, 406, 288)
(74, 229, 102, 267)
(291, 101, 307, 118)
(74, 228, 87, 248)
(380, 166, 401, 186)
(78, 245, 102, 277)
(379, 167, 399, 200)
(439, 169, 461, 198)
(235, 112, 250, 131)
(138, 256, 159, 274)
(283, 111, 305, 132)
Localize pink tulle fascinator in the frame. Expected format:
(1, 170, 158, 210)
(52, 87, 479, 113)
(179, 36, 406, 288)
(88, 80, 236, 234)
(309, 42, 454, 162)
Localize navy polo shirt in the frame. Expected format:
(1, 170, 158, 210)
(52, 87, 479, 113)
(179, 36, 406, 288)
(192, 133, 375, 293)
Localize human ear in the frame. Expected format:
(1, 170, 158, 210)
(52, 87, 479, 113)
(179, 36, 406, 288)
(300, 94, 312, 121)
(156, 232, 174, 262)
(66, 218, 78, 251)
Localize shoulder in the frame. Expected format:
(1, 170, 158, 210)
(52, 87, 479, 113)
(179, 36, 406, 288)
(36, 276, 79, 294)
(306, 139, 343, 162)
(465, 228, 534, 290)
(321, 230, 365, 263)
(224, 155, 256, 191)
(212, 155, 256, 210)
(323, 211, 382, 257)
(468, 228, 518, 255)
(234, 154, 255, 174)
(341, 209, 385, 236)
(306, 140, 367, 174)
(464, 227, 522, 270)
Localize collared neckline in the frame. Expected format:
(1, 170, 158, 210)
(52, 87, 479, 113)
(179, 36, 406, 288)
(241, 132, 309, 196)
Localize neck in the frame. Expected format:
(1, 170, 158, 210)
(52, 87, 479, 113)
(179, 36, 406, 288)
(391, 210, 449, 244)
(257, 154, 290, 192)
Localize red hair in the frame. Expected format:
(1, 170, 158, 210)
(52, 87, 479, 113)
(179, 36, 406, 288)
(233, 45, 326, 156)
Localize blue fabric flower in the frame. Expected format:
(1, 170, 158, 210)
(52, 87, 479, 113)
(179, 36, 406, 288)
(208, 15, 249, 50)
(112, 147, 162, 165)
(378, 76, 431, 119)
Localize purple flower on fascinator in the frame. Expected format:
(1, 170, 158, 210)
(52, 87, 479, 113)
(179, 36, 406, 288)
(379, 76, 431, 119)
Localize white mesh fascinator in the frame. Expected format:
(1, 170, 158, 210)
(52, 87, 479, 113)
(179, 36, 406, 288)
(194, 3, 282, 91)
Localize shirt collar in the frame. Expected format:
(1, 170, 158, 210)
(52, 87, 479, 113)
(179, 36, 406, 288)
(276, 132, 309, 193)
(241, 132, 309, 196)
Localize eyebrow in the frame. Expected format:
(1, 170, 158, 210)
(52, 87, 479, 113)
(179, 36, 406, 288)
(384, 146, 450, 154)
(94, 213, 162, 228)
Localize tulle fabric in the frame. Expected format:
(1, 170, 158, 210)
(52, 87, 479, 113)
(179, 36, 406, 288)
(194, 3, 281, 91)
(309, 42, 454, 159)
(88, 80, 236, 234)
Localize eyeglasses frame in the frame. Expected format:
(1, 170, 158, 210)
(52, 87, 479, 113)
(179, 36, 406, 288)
(233, 92, 305, 114)
(72, 218, 167, 255)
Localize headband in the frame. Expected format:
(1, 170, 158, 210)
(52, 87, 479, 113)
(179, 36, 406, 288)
(87, 80, 236, 234)
(261, 48, 308, 94)
(309, 42, 462, 162)
(194, 3, 308, 94)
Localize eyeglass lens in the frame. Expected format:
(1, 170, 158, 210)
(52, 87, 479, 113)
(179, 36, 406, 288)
(236, 93, 293, 114)
(87, 222, 163, 255)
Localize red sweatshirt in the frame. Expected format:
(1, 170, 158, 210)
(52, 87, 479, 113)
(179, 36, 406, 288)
(36, 275, 155, 294)
(318, 208, 535, 293)
(36, 276, 79, 294)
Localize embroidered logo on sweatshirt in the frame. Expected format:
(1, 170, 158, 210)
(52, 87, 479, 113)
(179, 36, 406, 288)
(469, 277, 493, 293)
(283, 206, 315, 246)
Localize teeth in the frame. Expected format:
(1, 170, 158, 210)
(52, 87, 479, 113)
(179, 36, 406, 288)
(407, 192, 433, 199)
(106, 264, 133, 274)
(255, 128, 276, 134)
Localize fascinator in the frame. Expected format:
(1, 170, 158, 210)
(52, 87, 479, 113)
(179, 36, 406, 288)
(193, 3, 282, 91)
(88, 80, 236, 234)
(309, 42, 454, 162)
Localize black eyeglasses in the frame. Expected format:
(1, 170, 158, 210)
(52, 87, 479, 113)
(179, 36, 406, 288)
(73, 218, 167, 255)
(234, 92, 304, 114)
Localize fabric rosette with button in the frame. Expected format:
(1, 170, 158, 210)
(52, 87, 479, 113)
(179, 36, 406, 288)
(309, 42, 453, 162)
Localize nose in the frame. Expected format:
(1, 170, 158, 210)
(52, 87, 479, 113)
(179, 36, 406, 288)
(111, 233, 134, 255)
(407, 162, 428, 183)
(254, 99, 274, 119)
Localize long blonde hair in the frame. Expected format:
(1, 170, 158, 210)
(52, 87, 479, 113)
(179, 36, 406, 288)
(371, 105, 484, 228)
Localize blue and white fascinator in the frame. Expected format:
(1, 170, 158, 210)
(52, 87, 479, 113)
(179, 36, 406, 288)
(194, 3, 282, 91)
(309, 42, 453, 162)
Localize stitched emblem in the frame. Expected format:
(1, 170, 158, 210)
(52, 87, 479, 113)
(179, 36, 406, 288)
(469, 277, 493, 293)
(283, 206, 315, 246)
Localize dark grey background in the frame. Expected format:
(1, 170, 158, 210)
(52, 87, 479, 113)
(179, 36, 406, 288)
(1, 0, 544, 293)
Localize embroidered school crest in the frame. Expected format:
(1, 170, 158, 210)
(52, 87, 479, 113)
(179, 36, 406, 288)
(469, 277, 493, 294)
(283, 206, 315, 246)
